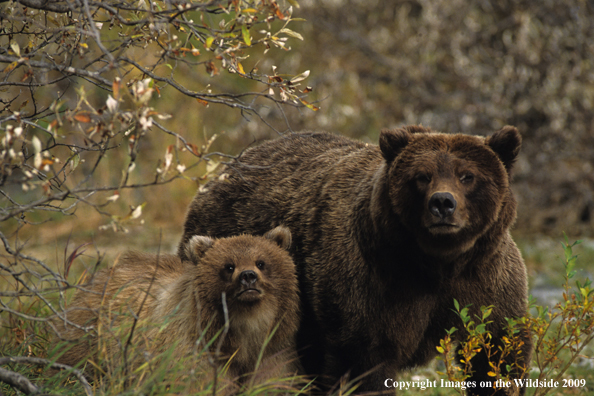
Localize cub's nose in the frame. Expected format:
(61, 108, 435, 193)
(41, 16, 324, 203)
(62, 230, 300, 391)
(428, 192, 457, 219)
(239, 270, 258, 286)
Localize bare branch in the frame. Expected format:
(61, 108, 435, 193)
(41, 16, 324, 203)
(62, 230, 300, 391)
(0, 366, 39, 395)
(0, 356, 92, 396)
(0, 54, 114, 89)
(9, 0, 72, 13)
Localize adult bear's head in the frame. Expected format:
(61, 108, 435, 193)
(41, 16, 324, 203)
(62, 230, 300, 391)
(379, 125, 521, 259)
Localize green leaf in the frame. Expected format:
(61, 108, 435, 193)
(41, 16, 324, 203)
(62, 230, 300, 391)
(482, 306, 493, 320)
(453, 298, 460, 311)
(205, 36, 215, 49)
(460, 307, 469, 320)
(564, 244, 572, 261)
(36, 120, 50, 130)
(563, 231, 569, 245)
(70, 153, 81, 171)
(241, 25, 251, 46)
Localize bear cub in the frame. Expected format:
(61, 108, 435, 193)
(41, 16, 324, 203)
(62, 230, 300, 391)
(53, 226, 300, 385)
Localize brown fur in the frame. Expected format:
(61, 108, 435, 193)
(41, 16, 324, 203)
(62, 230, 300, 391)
(53, 227, 300, 385)
(178, 126, 532, 395)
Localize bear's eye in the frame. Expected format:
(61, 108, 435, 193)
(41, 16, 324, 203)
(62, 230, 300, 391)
(256, 260, 266, 270)
(415, 173, 431, 183)
(224, 263, 235, 273)
(460, 173, 474, 184)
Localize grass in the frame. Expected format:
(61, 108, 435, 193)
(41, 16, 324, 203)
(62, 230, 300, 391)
(1, 232, 593, 395)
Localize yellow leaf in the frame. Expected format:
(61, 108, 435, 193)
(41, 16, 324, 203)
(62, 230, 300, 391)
(10, 42, 20, 57)
(112, 78, 122, 100)
(196, 98, 209, 107)
(300, 98, 319, 111)
(237, 62, 245, 74)
(74, 113, 92, 123)
(3, 61, 18, 74)
(279, 28, 303, 41)
(487, 371, 497, 377)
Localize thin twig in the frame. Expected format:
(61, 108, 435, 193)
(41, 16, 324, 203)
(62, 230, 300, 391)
(212, 291, 230, 396)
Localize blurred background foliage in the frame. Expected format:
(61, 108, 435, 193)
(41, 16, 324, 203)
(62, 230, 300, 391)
(288, 0, 594, 237)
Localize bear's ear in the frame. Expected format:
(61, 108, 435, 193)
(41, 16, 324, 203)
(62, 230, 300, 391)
(186, 235, 215, 262)
(402, 125, 432, 134)
(486, 126, 522, 173)
(379, 128, 412, 162)
(264, 226, 292, 251)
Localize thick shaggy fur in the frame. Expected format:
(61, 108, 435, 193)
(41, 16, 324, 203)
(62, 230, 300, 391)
(178, 126, 532, 395)
(54, 227, 300, 384)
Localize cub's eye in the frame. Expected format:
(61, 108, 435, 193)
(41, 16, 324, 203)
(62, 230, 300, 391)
(256, 260, 265, 270)
(415, 173, 431, 183)
(460, 173, 474, 184)
(224, 263, 235, 273)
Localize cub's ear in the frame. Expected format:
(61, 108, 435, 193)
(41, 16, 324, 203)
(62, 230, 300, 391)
(379, 128, 412, 162)
(264, 226, 292, 251)
(186, 235, 215, 262)
(487, 126, 522, 173)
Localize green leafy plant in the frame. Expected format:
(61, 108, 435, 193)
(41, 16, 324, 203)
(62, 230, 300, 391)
(437, 235, 594, 396)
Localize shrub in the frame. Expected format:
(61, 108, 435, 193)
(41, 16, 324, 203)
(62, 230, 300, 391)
(437, 235, 594, 396)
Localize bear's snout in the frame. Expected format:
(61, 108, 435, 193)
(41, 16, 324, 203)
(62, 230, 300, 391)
(428, 192, 457, 219)
(239, 270, 258, 287)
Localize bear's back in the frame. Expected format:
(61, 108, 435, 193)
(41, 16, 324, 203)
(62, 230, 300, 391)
(243, 131, 366, 164)
(180, 132, 377, 247)
(235, 131, 372, 184)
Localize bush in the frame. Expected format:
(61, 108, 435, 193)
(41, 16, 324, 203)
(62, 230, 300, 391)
(437, 235, 594, 396)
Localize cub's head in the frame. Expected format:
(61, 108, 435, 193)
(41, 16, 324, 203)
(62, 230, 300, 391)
(379, 125, 521, 258)
(185, 226, 297, 312)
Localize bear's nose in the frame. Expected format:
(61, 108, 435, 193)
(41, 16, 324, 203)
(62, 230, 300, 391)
(428, 192, 457, 219)
(239, 270, 258, 286)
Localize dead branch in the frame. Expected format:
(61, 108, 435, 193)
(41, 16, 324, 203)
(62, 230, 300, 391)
(0, 356, 92, 396)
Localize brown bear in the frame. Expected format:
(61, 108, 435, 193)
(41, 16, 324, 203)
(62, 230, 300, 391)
(53, 226, 301, 387)
(178, 126, 532, 395)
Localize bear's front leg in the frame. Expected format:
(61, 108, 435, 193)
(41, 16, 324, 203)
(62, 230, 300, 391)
(322, 343, 401, 393)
